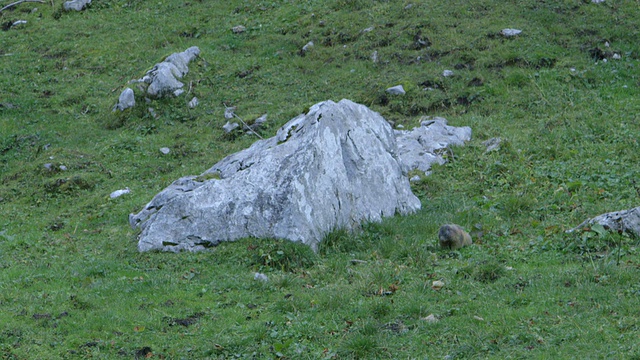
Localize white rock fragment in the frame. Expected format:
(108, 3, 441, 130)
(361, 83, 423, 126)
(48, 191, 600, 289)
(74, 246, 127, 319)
(224, 106, 236, 119)
(113, 88, 135, 112)
(63, 0, 91, 11)
(432, 280, 445, 290)
(473, 316, 485, 321)
(482, 137, 502, 153)
(110, 188, 131, 199)
(188, 97, 199, 109)
(254, 114, 268, 126)
(302, 41, 314, 52)
(386, 85, 406, 95)
(501, 28, 522, 37)
(44, 163, 53, 171)
(59, 165, 67, 171)
(11, 20, 27, 28)
(442, 70, 454, 77)
(223, 121, 239, 133)
(232, 25, 246, 34)
(160, 147, 171, 155)
(254, 272, 268, 282)
(371, 50, 378, 63)
(409, 175, 421, 182)
(592, 0, 605, 3)
(173, 89, 184, 97)
(421, 314, 439, 323)
(612, 53, 621, 60)
(362, 26, 374, 33)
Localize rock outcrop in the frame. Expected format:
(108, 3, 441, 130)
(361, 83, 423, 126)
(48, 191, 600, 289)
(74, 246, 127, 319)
(131, 99, 422, 252)
(568, 206, 640, 238)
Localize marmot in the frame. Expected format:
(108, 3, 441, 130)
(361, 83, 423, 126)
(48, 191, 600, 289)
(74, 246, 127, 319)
(438, 224, 472, 250)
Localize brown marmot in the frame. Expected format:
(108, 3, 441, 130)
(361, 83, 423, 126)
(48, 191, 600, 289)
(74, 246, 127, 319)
(438, 224, 472, 250)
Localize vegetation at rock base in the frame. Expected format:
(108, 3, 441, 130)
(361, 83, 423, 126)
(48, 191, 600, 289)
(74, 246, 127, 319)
(2, 0, 640, 358)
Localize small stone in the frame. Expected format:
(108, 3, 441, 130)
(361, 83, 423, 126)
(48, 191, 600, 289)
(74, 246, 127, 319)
(591, 0, 605, 3)
(224, 106, 236, 119)
(482, 137, 502, 153)
(11, 20, 27, 28)
(421, 314, 438, 323)
(44, 163, 53, 171)
(254, 272, 268, 282)
(386, 85, 406, 95)
(59, 165, 67, 171)
(63, 0, 91, 11)
(362, 26, 374, 33)
(612, 53, 621, 60)
(473, 316, 484, 321)
(501, 28, 522, 37)
(302, 41, 314, 52)
(442, 70, 454, 77)
(148, 108, 157, 118)
(404, 3, 413, 9)
(110, 188, 131, 199)
(254, 114, 268, 125)
(173, 89, 184, 97)
(223, 121, 239, 133)
(188, 97, 199, 109)
(232, 25, 246, 34)
(159, 147, 171, 155)
(113, 88, 135, 112)
(409, 175, 421, 182)
(371, 50, 378, 63)
(432, 280, 445, 290)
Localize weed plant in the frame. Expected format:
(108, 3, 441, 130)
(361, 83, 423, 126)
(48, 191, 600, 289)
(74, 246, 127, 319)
(1, 0, 640, 358)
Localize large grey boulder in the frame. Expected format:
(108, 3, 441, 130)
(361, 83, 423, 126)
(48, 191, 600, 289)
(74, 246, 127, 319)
(130, 99, 422, 252)
(568, 206, 640, 238)
(395, 117, 472, 175)
(134, 46, 200, 98)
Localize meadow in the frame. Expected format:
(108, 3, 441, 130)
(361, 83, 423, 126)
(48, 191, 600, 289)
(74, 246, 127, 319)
(1, 0, 640, 358)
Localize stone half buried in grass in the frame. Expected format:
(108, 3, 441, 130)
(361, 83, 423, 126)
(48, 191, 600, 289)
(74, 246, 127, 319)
(130, 99, 423, 252)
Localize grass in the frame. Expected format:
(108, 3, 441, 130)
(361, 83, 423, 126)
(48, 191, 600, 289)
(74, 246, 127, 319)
(2, 0, 640, 358)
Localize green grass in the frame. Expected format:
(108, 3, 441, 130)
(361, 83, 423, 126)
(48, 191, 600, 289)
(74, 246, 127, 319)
(2, 0, 640, 358)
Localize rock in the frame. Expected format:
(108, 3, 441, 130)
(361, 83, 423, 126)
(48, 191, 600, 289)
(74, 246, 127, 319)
(254, 114, 268, 126)
(482, 137, 502, 153)
(110, 188, 130, 199)
(63, 0, 90, 11)
(224, 106, 236, 119)
(421, 314, 438, 323)
(386, 85, 405, 95)
(254, 272, 268, 282)
(592, 0, 605, 3)
(432, 280, 444, 290)
(568, 206, 640, 238)
(113, 88, 135, 112)
(302, 41, 314, 53)
(395, 117, 472, 175)
(133, 47, 200, 98)
(232, 25, 246, 34)
(160, 147, 171, 155)
(222, 121, 239, 133)
(501, 28, 522, 37)
(188, 97, 198, 109)
(11, 20, 27, 28)
(130, 99, 421, 252)
(442, 70, 454, 77)
(59, 165, 67, 171)
(371, 50, 378, 63)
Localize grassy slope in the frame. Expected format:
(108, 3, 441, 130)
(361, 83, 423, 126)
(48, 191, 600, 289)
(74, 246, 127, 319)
(1, 0, 640, 358)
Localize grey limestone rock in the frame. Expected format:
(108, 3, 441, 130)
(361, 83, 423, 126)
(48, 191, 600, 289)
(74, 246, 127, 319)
(113, 88, 135, 112)
(386, 85, 405, 95)
(130, 99, 422, 252)
(395, 117, 472, 175)
(134, 47, 200, 98)
(64, 0, 91, 11)
(568, 206, 640, 238)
